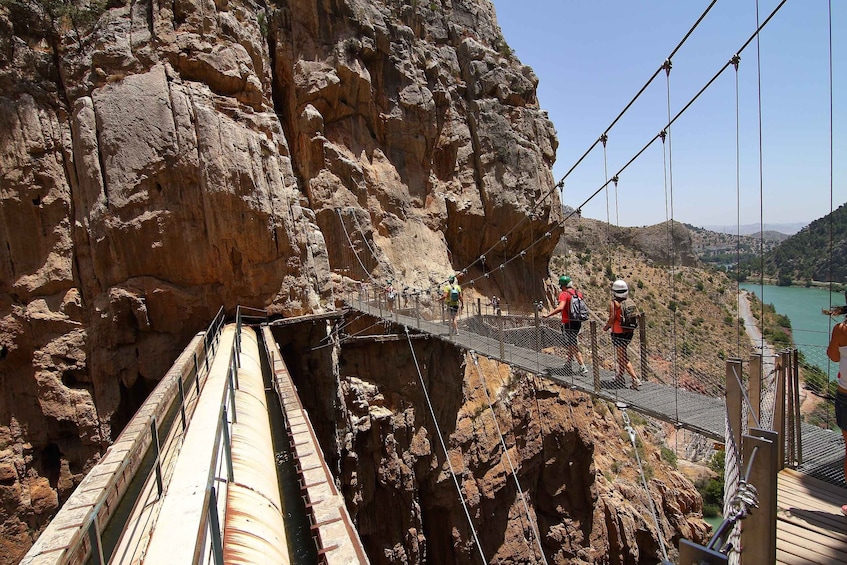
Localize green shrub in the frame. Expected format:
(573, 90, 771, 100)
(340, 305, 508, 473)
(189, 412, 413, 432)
(660, 446, 678, 468)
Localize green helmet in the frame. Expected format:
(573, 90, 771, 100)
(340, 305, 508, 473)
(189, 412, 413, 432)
(448, 275, 455, 283)
(559, 275, 571, 287)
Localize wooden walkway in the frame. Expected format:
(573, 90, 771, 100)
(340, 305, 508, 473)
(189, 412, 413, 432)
(777, 469, 847, 564)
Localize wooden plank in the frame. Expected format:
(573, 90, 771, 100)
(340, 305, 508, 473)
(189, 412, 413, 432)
(777, 527, 847, 563)
(780, 469, 847, 501)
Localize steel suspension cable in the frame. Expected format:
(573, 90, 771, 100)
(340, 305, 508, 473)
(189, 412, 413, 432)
(602, 134, 612, 270)
(755, 0, 766, 353)
(404, 327, 487, 563)
(662, 59, 680, 423)
(827, 0, 835, 374)
(470, 353, 548, 564)
(733, 54, 742, 358)
(433, 0, 790, 298)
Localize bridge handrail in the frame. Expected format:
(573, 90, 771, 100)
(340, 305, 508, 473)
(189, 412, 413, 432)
(20, 306, 227, 565)
(193, 307, 260, 563)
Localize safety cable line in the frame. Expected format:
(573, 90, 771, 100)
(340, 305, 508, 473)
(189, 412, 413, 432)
(661, 59, 680, 424)
(755, 0, 766, 355)
(404, 327, 487, 564)
(619, 407, 670, 562)
(733, 55, 742, 358)
(445, 0, 724, 289)
(449, 0, 789, 294)
(826, 0, 835, 373)
(337, 209, 378, 286)
(554, 0, 720, 189)
(470, 353, 548, 564)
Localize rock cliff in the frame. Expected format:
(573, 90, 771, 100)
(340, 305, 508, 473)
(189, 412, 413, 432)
(0, 0, 708, 561)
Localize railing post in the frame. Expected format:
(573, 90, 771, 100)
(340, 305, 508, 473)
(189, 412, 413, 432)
(231, 348, 240, 390)
(222, 407, 234, 482)
(477, 297, 481, 317)
(792, 349, 802, 466)
(775, 350, 788, 469)
(638, 313, 647, 382)
(534, 308, 540, 352)
(748, 353, 762, 429)
(150, 419, 163, 497)
(193, 353, 201, 395)
(741, 428, 778, 565)
(590, 320, 599, 392)
(228, 367, 238, 424)
(88, 518, 105, 565)
(498, 310, 505, 360)
(208, 486, 225, 565)
(786, 350, 796, 468)
(415, 294, 420, 329)
(726, 358, 743, 458)
(177, 376, 187, 432)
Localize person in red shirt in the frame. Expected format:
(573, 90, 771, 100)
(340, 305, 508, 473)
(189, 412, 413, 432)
(545, 275, 588, 376)
(825, 303, 847, 515)
(603, 279, 640, 390)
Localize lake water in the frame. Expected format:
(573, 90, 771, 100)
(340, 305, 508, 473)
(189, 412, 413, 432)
(739, 283, 844, 374)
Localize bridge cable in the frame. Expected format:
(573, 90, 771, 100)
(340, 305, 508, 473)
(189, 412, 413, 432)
(660, 58, 680, 424)
(470, 352, 548, 564)
(450, 0, 790, 297)
(826, 0, 835, 375)
(733, 54, 743, 358)
(619, 406, 670, 562)
(404, 327, 488, 563)
(601, 134, 613, 272)
(755, 0, 766, 355)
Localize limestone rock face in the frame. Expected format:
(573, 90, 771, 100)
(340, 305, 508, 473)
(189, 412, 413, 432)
(331, 345, 710, 563)
(1, 0, 557, 560)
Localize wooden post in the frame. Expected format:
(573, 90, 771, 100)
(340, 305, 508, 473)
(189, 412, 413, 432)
(498, 309, 505, 360)
(793, 349, 802, 466)
(749, 353, 762, 429)
(726, 358, 743, 459)
(638, 313, 647, 382)
(786, 351, 796, 468)
(741, 428, 778, 565)
(590, 321, 599, 392)
(775, 350, 788, 469)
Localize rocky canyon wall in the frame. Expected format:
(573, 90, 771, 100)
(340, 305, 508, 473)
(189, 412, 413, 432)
(0, 0, 561, 559)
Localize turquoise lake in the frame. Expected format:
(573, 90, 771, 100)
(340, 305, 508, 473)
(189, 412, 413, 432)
(739, 283, 844, 374)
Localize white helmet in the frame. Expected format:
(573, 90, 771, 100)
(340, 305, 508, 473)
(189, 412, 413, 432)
(611, 279, 628, 300)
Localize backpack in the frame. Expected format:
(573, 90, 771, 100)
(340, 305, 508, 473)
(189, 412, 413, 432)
(387, 287, 395, 300)
(619, 298, 639, 331)
(449, 285, 460, 304)
(568, 290, 590, 322)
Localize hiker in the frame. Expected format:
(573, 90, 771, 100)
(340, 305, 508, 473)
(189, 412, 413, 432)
(544, 275, 589, 376)
(602, 279, 641, 390)
(825, 302, 847, 515)
(386, 281, 396, 311)
(442, 275, 463, 335)
(490, 295, 501, 315)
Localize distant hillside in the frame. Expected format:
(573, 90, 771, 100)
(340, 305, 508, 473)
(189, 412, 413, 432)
(682, 223, 783, 269)
(699, 222, 807, 236)
(757, 204, 847, 284)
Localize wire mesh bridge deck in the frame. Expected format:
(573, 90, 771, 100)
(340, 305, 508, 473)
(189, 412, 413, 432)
(344, 295, 845, 486)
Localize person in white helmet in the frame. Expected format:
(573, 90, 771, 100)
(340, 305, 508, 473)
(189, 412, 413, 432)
(602, 279, 641, 390)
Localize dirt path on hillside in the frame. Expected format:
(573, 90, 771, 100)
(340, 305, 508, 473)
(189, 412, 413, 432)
(737, 290, 822, 418)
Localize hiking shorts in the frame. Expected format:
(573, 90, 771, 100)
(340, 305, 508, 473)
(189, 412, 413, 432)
(611, 331, 634, 348)
(447, 304, 459, 316)
(836, 391, 847, 432)
(561, 322, 582, 346)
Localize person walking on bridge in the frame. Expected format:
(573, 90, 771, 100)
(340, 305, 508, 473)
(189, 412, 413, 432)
(442, 275, 463, 336)
(603, 279, 641, 390)
(545, 275, 589, 376)
(825, 303, 847, 515)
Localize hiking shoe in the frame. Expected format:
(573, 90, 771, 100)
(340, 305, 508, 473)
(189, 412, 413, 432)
(580, 365, 589, 377)
(630, 379, 641, 390)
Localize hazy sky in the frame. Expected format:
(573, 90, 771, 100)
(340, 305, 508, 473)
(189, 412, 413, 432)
(493, 0, 845, 228)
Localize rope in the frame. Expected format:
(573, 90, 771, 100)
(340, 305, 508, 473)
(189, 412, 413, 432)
(470, 353, 548, 564)
(619, 406, 670, 563)
(404, 327, 487, 563)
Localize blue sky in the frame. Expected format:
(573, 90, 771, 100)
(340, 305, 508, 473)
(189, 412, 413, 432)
(493, 0, 845, 228)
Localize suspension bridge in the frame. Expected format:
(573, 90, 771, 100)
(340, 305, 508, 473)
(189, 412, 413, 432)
(17, 0, 847, 563)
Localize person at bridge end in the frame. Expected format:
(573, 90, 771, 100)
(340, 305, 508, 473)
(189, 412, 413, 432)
(442, 275, 463, 336)
(545, 275, 589, 376)
(603, 279, 641, 390)
(825, 302, 847, 515)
